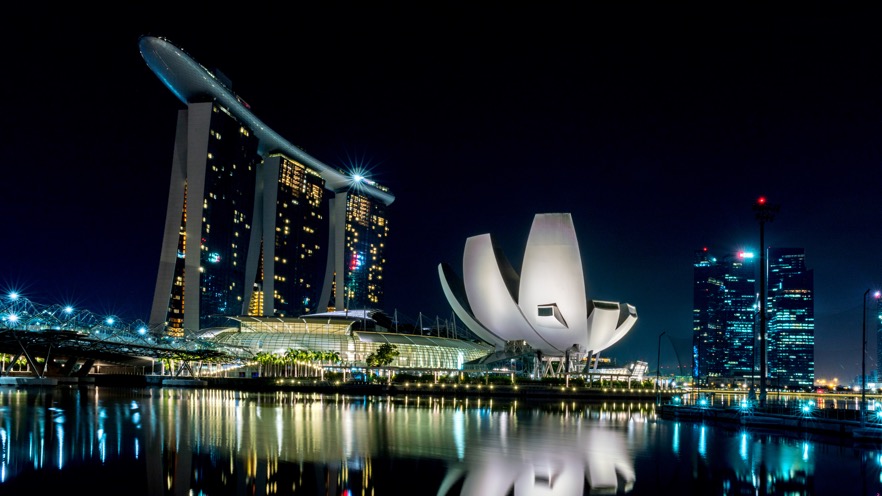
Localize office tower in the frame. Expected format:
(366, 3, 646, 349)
(692, 248, 725, 382)
(140, 37, 394, 335)
(722, 252, 759, 380)
(692, 248, 757, 385)
(766, 247, 814, 389)
(877, 296, 882, 381)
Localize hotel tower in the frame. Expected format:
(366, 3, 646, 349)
(139, 36, 394, 336)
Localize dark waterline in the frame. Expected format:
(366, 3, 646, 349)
(0, 386, 879, 495)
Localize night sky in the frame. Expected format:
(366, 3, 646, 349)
(1, 4, 880, 382)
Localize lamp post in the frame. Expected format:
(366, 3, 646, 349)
(753, 196, 779, 408)
(861, 289, 879, 427)
(656, 331, 666, 406)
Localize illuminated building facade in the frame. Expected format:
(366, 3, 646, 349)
(317, 190, 389, 313)
(151, 101, 260, 334)
(692, 249, 757, 385)
(246, 154, 328, 320)
(692, 246, 814, 389)
(140, 36, 394, 335)
(209, 310, 492, 370)
(877, 297, 882, 381)
(766, 247, 814, 389)
(439, 213, 638, 372)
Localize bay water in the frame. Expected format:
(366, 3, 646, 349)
(0, 386, 877, 495)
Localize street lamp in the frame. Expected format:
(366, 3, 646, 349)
(753, 196, 779, 408)
(656, 331, 666, 406)
(862, 289, 880, 427)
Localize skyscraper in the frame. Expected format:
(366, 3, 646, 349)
(319, 189, 390, 312)
(149, 101, 261, 334)
(766, 247, 814, 389)
(692, 248, 757, 385)
(245, 154, 328, 320)
(692, 246, 814, 390)
(139, 37, 394, 335)
(876, 297, 882, 382)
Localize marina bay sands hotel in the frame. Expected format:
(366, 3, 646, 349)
(139, 36, 395, 336)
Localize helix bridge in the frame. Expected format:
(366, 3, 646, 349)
(0, 294, 253, 378)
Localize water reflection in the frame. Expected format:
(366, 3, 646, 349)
(437, 407, 635, 495)
(0, 387, 878, 495)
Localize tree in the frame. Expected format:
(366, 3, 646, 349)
(284, 348, 300, 377)
(254, 352, 274, 377)
(366, 343, 399, 367)
(317, 350, 340, 380)
(325, 350, 341, 365)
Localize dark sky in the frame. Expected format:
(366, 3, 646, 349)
(1, 4, 880, 382)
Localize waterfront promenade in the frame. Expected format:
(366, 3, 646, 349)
(0, 373, 675, 401)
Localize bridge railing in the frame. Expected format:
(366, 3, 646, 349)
(0, 294, 253, 361)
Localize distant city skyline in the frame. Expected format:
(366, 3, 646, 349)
(692, 244, 816, 391)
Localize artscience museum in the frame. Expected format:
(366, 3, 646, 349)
(439, 213, 639, 377)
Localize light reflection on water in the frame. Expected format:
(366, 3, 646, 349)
(0, 387, 878, 495)
(672, 390, 870, 412)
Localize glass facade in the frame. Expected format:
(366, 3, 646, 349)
(767, 247, 814, 389)
(693, 246, 814, 390)
(692, 249, 757, 384)
(693, 248, 726, 382)
(877, 297, 882, 381)
(723, 252, 758, 380)
(212, 314, 493, 370)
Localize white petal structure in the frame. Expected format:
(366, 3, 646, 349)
(439, 213, 637, 357)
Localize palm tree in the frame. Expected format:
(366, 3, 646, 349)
(298, 349, 311, 377)
(318, 350, 340, 380)
(254, 351, 274, 377)
(304, 350, 317, 376)
(276, 353, 288, 377)
(284, 348, 299, 377)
